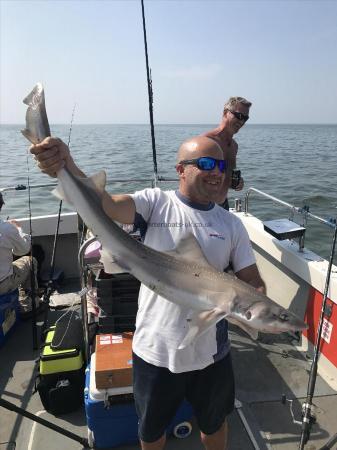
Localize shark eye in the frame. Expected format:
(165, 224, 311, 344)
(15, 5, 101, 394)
(245, 311, 252, 320)
(280, 312, 289, 322)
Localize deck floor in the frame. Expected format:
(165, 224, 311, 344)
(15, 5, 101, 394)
(1, 288, 336, 450)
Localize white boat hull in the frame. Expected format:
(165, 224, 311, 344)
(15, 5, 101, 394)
(234, 210, 337, 389)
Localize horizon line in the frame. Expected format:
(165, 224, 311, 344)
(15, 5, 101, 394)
(1, 122, 337, 126)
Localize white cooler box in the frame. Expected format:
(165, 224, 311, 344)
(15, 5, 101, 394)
(84, 352, 193, 448)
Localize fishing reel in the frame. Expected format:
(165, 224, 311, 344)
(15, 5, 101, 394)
(281, 395, 316, 428)
(299, 401, 317, 446)
(301, 401, 317, 425)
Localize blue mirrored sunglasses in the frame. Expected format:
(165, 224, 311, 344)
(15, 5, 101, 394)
(179, 157, 227, 173)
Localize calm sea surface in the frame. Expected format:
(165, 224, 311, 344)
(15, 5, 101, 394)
(0, 124, 336, 259)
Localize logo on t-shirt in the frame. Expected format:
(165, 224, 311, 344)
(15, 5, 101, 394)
(209, 233, 226, 241)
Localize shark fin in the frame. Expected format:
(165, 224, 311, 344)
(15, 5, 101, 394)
(52, 171, 107, 204)
(99, 248, 130, 274)
(178, 308, 227, 349)
(76, 171, 107, 197)
(227, 317, 259, 340)
(165, 234, 213, 269)
(52, 183, 72, 204)
(87, 171, 106, 195)
(21, 129, 37, 145)
(52, 170, 106, 204)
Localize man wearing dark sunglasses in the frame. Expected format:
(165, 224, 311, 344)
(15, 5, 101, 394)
(31, 134, 265, 450)
(202, 96, 251, 209)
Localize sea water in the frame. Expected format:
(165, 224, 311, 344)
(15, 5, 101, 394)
(0, 124, 336, 258)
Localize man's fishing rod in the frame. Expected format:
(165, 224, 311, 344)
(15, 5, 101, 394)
(0, 397, 89, 447)
(25, 145, 39, 349)
(298, 218, 337, 449)
(40, 103, 76, 339)
(140, 0, 158, 185)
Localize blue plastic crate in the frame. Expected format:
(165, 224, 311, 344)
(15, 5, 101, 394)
(0, 289, 20, 346)
(85, 353, 193, 449)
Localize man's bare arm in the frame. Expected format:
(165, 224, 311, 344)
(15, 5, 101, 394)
(235, 264, 266, 294)
(102, 193, 136, 224)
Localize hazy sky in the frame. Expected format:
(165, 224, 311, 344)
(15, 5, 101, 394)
(1, 0, 337, 124)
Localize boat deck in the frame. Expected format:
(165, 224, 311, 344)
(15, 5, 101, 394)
(1, 285, 337, 450)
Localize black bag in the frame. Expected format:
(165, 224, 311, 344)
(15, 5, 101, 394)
(36, 326, 85, 416)
(35, 368, 84, 416)
(51, 313, 84, 351)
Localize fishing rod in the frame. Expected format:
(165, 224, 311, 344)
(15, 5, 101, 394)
(141, 0, 158, 185)
(40, 103, 76, 339)
(298, 218, 337, 449)
(0, 397, 89, 447)
(25, 147, 39, 350)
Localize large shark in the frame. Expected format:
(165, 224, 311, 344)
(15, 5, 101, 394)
(22, 83, 308, 348)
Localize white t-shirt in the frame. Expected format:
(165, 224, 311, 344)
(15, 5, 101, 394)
(131, 188, 255, 373)
(0, 219, 31, 282)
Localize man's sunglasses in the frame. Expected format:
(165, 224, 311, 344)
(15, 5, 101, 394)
(227, 109, 249, 122)
(179, 157, 227, 173)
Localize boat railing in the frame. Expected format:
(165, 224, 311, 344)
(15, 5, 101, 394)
(244, 187, 336, 227)
(244, 187, 336, 250)
(0, 182, 58, 192)
(3, 181, 334, 226)
(0, 176, 179, 194)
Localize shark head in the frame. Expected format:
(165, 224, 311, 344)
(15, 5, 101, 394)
(226, 293, 308, 339)
(236, 301, 308, 334)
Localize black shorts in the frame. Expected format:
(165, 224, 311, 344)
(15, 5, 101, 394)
(132, 352, 235, 443)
